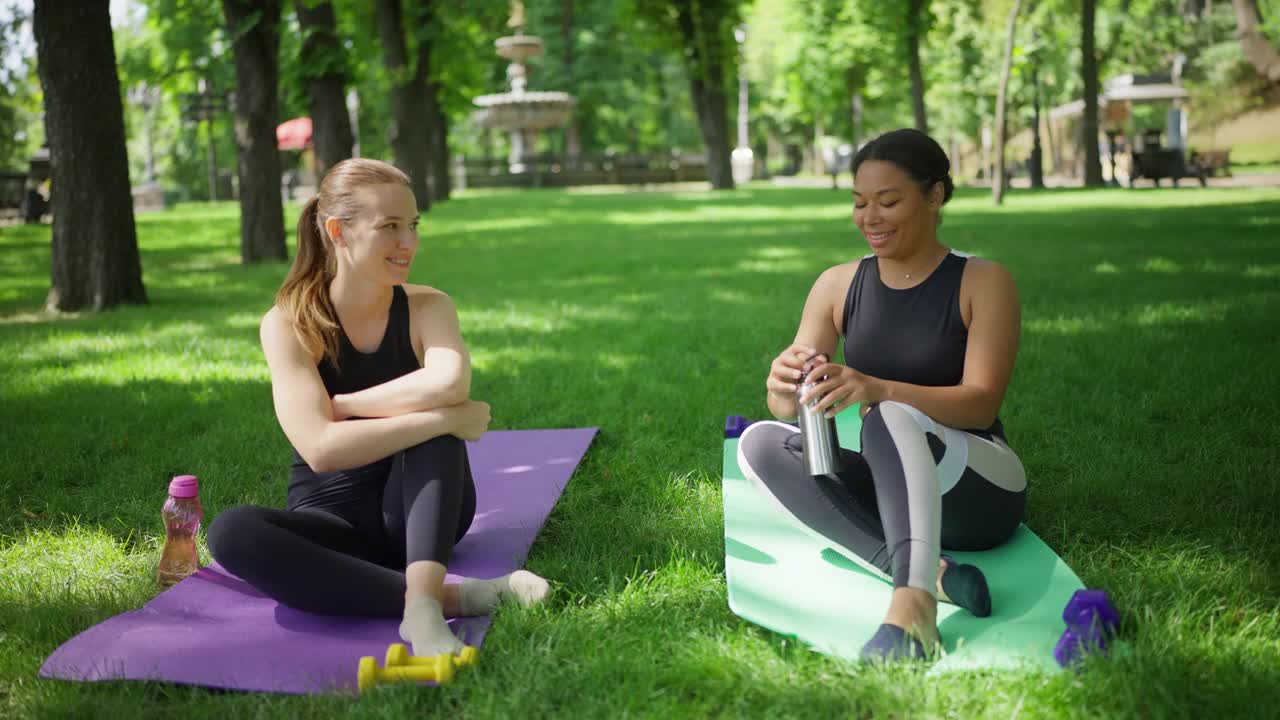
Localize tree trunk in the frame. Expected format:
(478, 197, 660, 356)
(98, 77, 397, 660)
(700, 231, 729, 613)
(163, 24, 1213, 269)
(295, 0, 354, 184)
(1029, 63, 1045, 189)
(561, 0, 582, 165)
(375, 0, 432, 210)
(993, 0, 1022, 205)
(404, 0, 447, 202)
(222, 0, 287, 262)
(1233, 0, 1280, 83)
(426, 85, 450, 202)
(674, 0, 734, 190)
(1046, 114, 1061, 174)
(754, 134, 770, 179)
(1081, 0, 1105, 187)
(851, 91, 864, 149)
(813, 115, 824, 174)
(907, 0, 929, 134)
(33, 0, 146, 311)
(655, 57, 675, 149)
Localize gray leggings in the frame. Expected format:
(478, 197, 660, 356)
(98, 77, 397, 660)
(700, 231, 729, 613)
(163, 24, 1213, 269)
(736, 401, 1027, 596)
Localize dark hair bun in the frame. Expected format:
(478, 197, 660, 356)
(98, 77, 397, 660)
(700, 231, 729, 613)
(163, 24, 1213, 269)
(939, 174, 954, 203)
(852, 128, 953, 204)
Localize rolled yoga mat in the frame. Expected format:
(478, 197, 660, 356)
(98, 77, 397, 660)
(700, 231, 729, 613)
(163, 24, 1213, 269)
(723, 412, 1083, 673)
(39, 427, 598, 694)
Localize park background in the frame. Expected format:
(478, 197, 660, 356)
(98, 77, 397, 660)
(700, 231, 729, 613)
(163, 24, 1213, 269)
(1, 0, 1278, 718)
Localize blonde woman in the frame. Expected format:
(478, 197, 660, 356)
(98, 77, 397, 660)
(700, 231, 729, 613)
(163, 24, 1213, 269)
(208, 159, 548, 657)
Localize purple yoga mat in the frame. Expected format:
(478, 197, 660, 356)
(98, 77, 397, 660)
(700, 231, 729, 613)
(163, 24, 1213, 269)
(39, 428, 597, 695)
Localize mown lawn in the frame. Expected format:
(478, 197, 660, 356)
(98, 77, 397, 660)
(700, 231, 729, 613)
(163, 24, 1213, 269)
(2, 183, 1278, 719)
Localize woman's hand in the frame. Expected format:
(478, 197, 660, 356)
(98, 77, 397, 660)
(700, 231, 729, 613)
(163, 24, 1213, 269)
(799, 362, 886, 418)
(767, 343, 818, 398)
(446, 400, 491, 441)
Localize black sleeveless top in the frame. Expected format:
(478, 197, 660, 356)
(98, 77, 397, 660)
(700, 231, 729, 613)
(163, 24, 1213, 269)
(842, 252, 1005, 438)
(289, 285, 420, 478)
(317, 284, 420, 397)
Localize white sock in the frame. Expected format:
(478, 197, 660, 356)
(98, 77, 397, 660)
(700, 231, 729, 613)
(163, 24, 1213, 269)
(398, 596, 464, 657)
(456, 570, 551, 617)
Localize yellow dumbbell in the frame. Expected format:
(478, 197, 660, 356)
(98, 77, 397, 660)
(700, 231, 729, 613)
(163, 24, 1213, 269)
(384, 643, 479, 669)
(357, 653, 454, 692)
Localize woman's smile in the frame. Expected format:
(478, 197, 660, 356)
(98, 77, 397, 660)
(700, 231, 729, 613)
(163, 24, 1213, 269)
(864, 228, 897, 248)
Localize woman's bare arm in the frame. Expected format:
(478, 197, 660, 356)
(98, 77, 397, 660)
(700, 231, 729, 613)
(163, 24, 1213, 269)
(870, 260, 1021, 429)
(766, 263, 855, 421)
(261, 307, 461, 472)
(330, 290, 471, 419)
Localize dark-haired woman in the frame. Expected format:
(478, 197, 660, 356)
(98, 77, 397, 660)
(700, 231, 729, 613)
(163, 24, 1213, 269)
(207, 159, 549, 658)
(737, 129, 1026, 663)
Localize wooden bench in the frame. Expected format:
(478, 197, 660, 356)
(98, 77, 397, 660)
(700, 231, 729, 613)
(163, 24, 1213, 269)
(1129, 149, 1207, 188)
(1189, 149, 1231, 177)
(0, 170, 25, 221)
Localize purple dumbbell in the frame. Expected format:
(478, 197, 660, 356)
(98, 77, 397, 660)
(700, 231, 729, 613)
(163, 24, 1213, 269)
(724, 415, 751, 439)
(1054, 589, 1121, 667)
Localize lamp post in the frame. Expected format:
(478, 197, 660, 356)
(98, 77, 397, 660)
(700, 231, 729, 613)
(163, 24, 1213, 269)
(731, 24, 754, 185)
(180, 77, 230, 202)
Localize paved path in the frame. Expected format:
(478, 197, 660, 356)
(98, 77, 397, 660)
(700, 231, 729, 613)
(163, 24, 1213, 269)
(771, 172, 1280, 191)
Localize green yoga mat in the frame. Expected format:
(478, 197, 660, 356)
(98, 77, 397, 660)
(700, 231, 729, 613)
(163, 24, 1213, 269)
(723, 411, 1082, 673)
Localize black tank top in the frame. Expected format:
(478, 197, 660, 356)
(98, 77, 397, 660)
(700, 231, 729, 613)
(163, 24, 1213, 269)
(317, 284, 420, 397)
(842, 252, 1005, 438)
(289, 285, 420, 477)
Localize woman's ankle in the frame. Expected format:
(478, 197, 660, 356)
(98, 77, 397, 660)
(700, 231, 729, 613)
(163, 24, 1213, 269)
(404, 559, 448, 604)
(398, 595, 463, 656)
(936, 556, 951, 601)
(883, 587, 940, 645)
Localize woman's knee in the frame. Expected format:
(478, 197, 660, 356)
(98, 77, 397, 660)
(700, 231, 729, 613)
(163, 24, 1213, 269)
(401, 434, 466, 464)
(942, 507, 1022, 550)
(864, 401, 925, 431)
(206, 505, 269, 567)
(739, 420, 797, 453)
(862, 402, 936, 461)
(737, 421, 802, 475)
(941, 478, 1026, 550)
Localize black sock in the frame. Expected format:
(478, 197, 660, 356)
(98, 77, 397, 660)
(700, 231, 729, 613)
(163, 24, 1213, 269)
(940, 555, 992, 617)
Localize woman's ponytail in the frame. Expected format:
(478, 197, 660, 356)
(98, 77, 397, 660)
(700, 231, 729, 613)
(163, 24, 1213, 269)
(276, 195, 340, 365)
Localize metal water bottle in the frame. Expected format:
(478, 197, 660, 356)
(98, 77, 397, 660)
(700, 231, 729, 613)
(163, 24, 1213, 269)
(797, 354, 841, 477)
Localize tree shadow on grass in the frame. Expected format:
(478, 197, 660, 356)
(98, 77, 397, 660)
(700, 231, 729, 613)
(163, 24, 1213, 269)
(5, 188, 1277, 561)
(0, 376, 284, 541)
(2, 186, 1279, 716)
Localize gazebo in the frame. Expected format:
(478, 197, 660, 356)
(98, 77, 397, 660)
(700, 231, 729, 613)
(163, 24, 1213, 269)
(1048, 73, 1193, 183)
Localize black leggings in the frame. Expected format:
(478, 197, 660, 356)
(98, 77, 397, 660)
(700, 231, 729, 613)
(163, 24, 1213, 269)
(737, 402, 1027, 595)
(207, 435, 476, 617)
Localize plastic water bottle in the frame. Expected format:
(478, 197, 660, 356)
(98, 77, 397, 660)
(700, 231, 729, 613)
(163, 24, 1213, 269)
(157, 474, 203, 587)
(797, 354, 841, 476)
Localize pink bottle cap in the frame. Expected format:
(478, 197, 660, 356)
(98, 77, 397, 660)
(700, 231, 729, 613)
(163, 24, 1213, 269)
(169, 475, 199, 498)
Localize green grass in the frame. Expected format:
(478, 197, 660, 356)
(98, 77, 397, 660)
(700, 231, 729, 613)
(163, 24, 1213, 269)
(2, 183, 1279, 719)
(1235, 162, 1280, 176)
(1189, 103, 1280, 165)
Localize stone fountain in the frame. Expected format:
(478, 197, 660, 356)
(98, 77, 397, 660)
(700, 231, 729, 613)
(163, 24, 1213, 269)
(472, 1, 576, 173)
